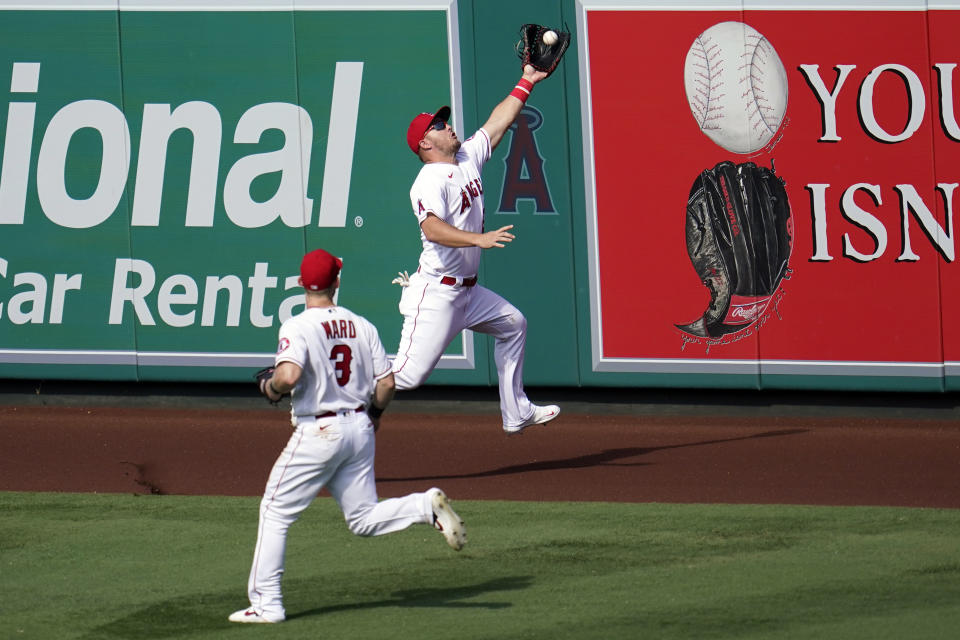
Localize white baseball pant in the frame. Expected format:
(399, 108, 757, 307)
(392, 271, 536, 429)
(246, 410, 434, 621)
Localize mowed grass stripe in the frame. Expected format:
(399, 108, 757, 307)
(1, 493, 958, 639)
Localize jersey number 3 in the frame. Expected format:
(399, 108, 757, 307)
(329, 344, 352, 386)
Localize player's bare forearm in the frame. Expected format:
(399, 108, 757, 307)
(266, 361, 301, 400)
(421, 215, 515, 249)
(421, 215, 475, 247)
(372, 373, 395, 411)
(483, 65, 549, 149)
(370, 373, 395, 431)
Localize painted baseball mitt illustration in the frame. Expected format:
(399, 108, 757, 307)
(676, 161, 792, 338)
(516, 24, 570, 76)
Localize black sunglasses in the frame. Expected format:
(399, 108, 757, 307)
(426, 119, 447, 132)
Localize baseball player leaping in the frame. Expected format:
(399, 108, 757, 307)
(229, 248, 465, 625)
(393, 63, 560, 435)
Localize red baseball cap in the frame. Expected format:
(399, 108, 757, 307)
(300, 248, 342, 291)
(406, 105, 450, 154)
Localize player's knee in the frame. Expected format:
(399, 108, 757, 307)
(346, 515, 375, 537)
(344, 505, 377, 536)
(506, 308, 527, 334)
(260, 504, 298, 530)
(393, 363, 429, 390)
(348, 521, 373, 537)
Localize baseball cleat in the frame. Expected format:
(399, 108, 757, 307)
(228, 608, 282, 624)
(503, 404, 560, 435)
(428, 488, 466, 551)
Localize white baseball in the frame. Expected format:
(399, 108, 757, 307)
(684, 21, 788, 154)
(543, 30, 558, 45)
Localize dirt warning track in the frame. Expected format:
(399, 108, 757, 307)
(2, 389, 957, 508)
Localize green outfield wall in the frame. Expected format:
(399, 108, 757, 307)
(1, 1, 959, 391)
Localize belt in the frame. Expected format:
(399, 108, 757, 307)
(316, 405, 364, 419)
(417, 266, 478, 288)
(440, 275, 477, 287)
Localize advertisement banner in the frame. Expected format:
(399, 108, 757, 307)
(0, 1, 484, 382)
(578, 0, 955, 389)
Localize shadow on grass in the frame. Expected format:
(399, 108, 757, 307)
(80, 591, 242, 640)
(380, 429, 807, 483)
(289, 575, 533, 619)
(82, 576, 531, 639)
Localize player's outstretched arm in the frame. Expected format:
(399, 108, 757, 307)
(482, 65, 548, 151)
(421, 214, 515, 249)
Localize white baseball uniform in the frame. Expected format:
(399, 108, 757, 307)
(242, 305, 436, 622)
(393, 128, 537, 429)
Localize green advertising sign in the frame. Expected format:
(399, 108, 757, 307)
(0, 2, 488, 382)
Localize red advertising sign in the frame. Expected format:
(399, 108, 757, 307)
(582, 4, 955, 380)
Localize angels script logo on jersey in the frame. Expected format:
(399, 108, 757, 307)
(498, 106, 556, 214)
(458, 178, 483, 213)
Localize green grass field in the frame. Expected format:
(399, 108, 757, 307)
(2, 492, 959, 639)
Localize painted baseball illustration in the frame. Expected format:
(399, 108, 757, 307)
(678, 21, 792, 341)
(684, 21, 788, 154)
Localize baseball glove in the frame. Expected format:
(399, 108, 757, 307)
(677, 161, 792, 338)
(516, 23, 570, 76)
(254, 366, 282, 405)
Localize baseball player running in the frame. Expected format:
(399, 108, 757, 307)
(229, 248, 465, 624)
(393, 63, 560, 435)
